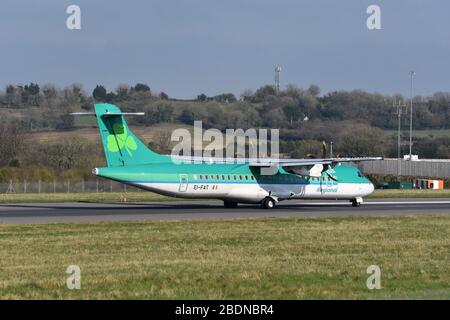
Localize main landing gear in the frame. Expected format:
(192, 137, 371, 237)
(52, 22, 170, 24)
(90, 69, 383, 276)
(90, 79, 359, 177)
(224, 198, 277, 209)
(351, 197, 363, 207)
(223, 201, 238, 208)
(261, 197, 276, 209)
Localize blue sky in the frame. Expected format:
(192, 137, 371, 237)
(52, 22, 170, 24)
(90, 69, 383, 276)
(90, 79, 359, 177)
(1, 0, 449, 98)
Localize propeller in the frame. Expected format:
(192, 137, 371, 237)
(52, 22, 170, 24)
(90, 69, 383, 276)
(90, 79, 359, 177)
(321, 164, 338, 181)
(325, 171, 338, 182)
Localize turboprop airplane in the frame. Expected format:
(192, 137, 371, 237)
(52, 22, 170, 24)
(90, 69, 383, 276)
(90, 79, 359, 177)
(72, 103, 381, 209)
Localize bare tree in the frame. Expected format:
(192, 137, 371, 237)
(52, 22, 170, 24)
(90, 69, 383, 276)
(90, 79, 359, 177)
(148, 129, 172, 153)
(0, 122, 26, 166)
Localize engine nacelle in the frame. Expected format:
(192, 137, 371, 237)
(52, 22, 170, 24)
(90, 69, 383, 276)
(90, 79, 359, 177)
(288, 164, 323, 177)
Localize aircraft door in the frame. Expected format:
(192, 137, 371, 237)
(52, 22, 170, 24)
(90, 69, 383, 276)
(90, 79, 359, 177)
(179, 174, 188, 192)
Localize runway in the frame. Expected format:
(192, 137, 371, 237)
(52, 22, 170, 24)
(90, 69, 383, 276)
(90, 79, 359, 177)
(1, 198, 450, 224)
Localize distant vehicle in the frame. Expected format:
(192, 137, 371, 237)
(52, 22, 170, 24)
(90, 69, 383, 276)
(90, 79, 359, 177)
(72, 104, 380, 208)
(403, 154, 419, 161)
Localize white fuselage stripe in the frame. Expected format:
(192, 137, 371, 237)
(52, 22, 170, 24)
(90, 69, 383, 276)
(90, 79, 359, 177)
(126, 180, 374, 203)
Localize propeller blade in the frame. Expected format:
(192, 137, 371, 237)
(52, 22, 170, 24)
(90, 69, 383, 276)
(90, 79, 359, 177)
(325, 171, 338, 181)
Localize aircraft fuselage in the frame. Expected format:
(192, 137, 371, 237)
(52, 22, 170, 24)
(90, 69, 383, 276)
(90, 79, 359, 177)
(94, 162, 374, 204)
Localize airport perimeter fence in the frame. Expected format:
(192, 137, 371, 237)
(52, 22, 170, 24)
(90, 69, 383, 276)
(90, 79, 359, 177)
(4, 159, 450, 193)
(0, 179, 143, 194)
(358, 159, 450, 178)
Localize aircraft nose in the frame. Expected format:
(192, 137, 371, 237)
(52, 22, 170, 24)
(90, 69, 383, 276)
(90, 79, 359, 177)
(368, 182, 375, 194)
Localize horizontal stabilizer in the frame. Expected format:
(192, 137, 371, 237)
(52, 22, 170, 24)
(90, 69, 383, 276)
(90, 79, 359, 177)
(102, 112, 145, 116)
(70, 112, 145, 117)
(69, 112, 96, 116)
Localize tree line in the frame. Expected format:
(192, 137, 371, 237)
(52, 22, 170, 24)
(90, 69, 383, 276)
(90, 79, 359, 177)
(1, 82, 450, 181)
(2, 82, 450, 130)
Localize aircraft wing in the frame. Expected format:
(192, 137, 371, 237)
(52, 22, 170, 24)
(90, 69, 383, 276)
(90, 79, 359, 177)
(171, 155, 382, 166)
(171, 155, 381, 177)
(247, 156, 383, 177)
(247, 157, 383, 167)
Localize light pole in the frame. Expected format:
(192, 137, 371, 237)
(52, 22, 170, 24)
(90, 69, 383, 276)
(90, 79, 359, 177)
(408, 71, 416, 160)
(394, 100, 405, 179)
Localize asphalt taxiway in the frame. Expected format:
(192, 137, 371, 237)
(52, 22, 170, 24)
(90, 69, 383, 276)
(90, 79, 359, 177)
(1, 198, 450, 224)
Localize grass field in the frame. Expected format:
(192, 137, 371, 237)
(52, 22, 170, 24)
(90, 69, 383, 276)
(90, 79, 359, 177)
(0, 192, 172, 203)
(30, 127, 450, 145)
(0, 189, 449, 204)
(0, 216, 449, 299)
(368, 189, 450, 198)
(386, 129, 450, 139)
(28, 123, 194, 144)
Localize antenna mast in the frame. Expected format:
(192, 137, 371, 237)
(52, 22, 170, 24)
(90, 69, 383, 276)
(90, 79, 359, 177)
(274, 66, 281, 95)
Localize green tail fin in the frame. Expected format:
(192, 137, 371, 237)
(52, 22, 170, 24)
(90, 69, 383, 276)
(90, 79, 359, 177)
(94, 103, 169, 167)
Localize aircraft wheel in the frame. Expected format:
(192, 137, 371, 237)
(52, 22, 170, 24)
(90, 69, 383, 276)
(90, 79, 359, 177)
(351, 199, 360, 207)
(262, 197, 276, 209)
(224, 201, 238, 208)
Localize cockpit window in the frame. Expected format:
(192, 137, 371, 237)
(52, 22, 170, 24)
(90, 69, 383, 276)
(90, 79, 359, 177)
(357, 170, 363, 177)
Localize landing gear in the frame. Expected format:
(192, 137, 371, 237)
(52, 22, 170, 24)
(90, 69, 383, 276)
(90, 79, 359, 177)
(223, 201, 238, 208)
(261, 197, 276, 209)
(351, 197, 363, 207)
